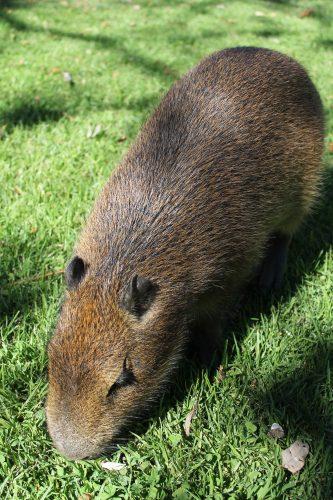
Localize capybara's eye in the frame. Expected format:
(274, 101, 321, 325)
(106, 383, 118, 398)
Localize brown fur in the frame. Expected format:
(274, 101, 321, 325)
(46, 47, 324, 459)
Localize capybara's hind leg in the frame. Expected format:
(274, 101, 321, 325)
(258, 233, 292, 291)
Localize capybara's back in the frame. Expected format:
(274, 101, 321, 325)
(47, 48, 324, 460)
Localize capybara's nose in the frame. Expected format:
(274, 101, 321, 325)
(46, 414, 98, 460)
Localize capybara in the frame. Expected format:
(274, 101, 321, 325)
(46, 47, 324, 459)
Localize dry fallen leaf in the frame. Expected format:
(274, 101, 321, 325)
(268, 423, 285, 439)
(49, 66, 61, 75)
(117, 135, 127, 143)
(30, 226, 38, 234)
(216, 365, 226, 382)
(101, 461, 126, 472)
(328, 142, 333, 154)
(183, 401, 198, 437)
(78, 494, 92, 500)
(281, 441, 309, 474)
(299, 8, 315, 18)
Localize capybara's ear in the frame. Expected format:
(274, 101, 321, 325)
(65, 256, 87, 290)
(122, 274, 157, 316)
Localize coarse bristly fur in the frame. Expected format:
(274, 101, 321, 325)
(46, 47, 325, 460)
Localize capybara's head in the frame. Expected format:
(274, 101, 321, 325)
(46, 256, 187, 460)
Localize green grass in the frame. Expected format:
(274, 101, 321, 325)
(0, 0, 332, 498)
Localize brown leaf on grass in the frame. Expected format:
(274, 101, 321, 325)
(299, 8, 315, 18)
(268, 423, 285, 439)
(117, 135, 127, 143)
(30, 226, 38, 234)
(14, 186, 23, 195)
(78, 494, 92, 500)
(281, 441, 309, 474)
(328, 142, 333, 154)
(100, 461, 126, 472)
(49, 67, 61, 75)
(183, 401, 198, 437)
(216, 365, 226, 382)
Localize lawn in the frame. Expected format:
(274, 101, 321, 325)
(0, 0, 332, 498)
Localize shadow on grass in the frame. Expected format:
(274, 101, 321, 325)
(251, 342, 333, 441)
(0, 234, 63, 322)
(0, 89, 162, 133)
(0, 9, 179, 83)
(0, 276, 38, 320)
(0, 4, 182, 133)
(318, 38, 333, 49)
(248, 343, 333, 496)
(1, 101, 65, 129)
(0, 94, 76, 134)
(0, 0, 36, 8)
